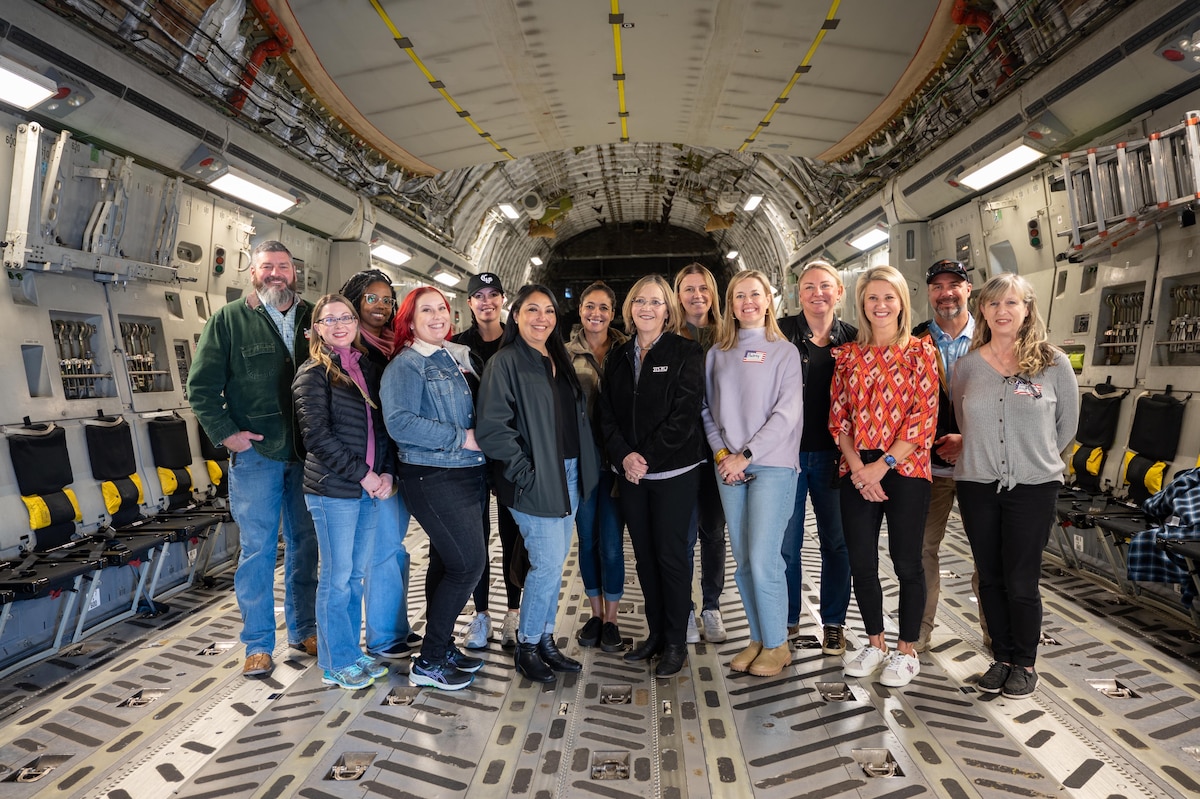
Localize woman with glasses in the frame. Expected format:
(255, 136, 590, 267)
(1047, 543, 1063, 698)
(477, 285, 599, 684)
(831, 265, 938, 689)
(952, 273, 1078, 699)
(702, 270, 803, 678)
(598, 275, 706, 676)
(292, 294, 396, 690)
(339, 270, 420, 664)
(566, 281, 628, 653)
(381, 286, 488, 691)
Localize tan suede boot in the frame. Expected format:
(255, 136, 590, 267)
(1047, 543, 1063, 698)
(748, 643, 792, 676)
(730, 641, 763, 672)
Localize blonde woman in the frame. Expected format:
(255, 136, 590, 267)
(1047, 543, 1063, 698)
(830, 265, 938, 689)
(952, 274, 1078, 699)
(702, 270, 803, 677)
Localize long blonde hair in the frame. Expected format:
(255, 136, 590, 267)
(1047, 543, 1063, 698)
(673, 262, 724, 340)
(715, 270, 785, 351)
(622, 274, 683, 335)
(308, 294, 367, 388)
(970, 273, 1058, 376)
(854, 265, 912, 347)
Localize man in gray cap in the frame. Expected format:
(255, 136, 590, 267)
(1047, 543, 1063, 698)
(912, 259, 974, 652)
(451, 272, 523, 651)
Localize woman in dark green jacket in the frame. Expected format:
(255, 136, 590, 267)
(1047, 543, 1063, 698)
(477, 285, 599, 684)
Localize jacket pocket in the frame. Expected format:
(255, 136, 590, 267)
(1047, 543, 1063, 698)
(240, 342, 279, 381)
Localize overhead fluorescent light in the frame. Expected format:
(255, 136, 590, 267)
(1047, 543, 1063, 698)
(498, 203, 520, 220)
(371, 243, 412, 265)
(725, 250, 740, 260)
(743, 194, 764, 212)
(530, 256, 543, 266)
(958, 141, 1044, 191)
(209, 169, 297, 214)
(848, 225, 889, 252)
(433, 270, 460, 287)
(0, 55, 56, 110)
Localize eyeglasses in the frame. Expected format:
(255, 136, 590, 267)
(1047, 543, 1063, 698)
(631, 298, 667, 308)
(363, 293, 396, 307)
(317, 315, 357, 327)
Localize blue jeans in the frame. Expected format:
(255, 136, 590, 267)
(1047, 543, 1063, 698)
(717, 465, 798, 649)
(576, 470, 625, 601)
(306, 491, 377, 671)
(510, 459, 580, 644)
(364, 491, 413, 653)
(228, 446, 318, 656)
(781, 450, 851, 627)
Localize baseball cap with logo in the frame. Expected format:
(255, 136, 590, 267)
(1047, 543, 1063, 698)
(467, 272, 505, 297)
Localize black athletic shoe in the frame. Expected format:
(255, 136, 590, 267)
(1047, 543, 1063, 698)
(599, 622, 623, 652)
(577, 616, 602, 647)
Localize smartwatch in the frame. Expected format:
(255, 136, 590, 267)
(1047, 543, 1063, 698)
(742, 448, 753, 461)
(883, 453, 898, 469)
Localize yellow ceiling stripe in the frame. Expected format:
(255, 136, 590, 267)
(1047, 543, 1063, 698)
(739, 0, 842, 152)
(611, 0, 630, 142)
(367, 0, 514, 159)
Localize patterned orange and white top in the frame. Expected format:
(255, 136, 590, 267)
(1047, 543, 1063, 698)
(828, 338, 940, 480)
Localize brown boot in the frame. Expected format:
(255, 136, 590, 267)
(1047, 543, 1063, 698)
(748, 644, 792, 677)
(730, 641, 762, 672)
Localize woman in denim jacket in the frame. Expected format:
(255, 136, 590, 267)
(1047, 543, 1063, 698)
(381, 286, 487, 691)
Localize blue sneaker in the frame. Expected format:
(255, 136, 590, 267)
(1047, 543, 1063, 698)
(447, 644, 484, 673)
(356, 655, 388, 680)
(410, 657, 473, 691)
(322, 664, 374, 690)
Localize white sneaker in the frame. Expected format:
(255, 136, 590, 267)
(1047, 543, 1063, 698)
(880, 651, 921, 687)
(685, 610, 701, 644)
(463, 612, 490, 650)
(843, 644, 888, 678)
(500, 610, 520, 648)
(700, 609, 727, 643)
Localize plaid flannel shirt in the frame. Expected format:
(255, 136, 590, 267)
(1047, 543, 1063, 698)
(1126, 466, 1200, 603)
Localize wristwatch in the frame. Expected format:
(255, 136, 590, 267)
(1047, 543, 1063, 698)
(883, 453, 898, 469)
(742, 448, 753, 461)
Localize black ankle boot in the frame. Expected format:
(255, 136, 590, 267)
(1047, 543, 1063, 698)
(537, 633, 582, 672)
(515, 642, 555, 683)
(623, 635, 663, 662)
(655, 644, 688, 676)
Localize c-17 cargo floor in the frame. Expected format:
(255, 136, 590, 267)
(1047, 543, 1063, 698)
(1, 507, 1199, 798)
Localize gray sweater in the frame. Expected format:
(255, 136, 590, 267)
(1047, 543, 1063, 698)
(951, 349, 1079, 490)
(702, 327, 803, 471)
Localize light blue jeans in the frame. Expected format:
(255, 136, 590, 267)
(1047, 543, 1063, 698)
(781, 449, 851, 627)
(510, 458, 580, 644)
(364, 491, 414, 652)
(228, 446, 318, 656)
(717, 464, 798, 649)
(306, 491, 377, 671)
(575, 470, 624, 602)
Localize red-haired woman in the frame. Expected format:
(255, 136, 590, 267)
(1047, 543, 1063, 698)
(381, 286, 488, 691)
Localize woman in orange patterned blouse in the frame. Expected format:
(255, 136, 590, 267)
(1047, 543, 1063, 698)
(829, 265, 939, 689)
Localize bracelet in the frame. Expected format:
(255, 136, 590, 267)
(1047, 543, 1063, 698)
(715, 447, 731, 463)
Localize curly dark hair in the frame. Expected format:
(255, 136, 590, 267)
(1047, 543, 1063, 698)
(339, 269, 396, 324)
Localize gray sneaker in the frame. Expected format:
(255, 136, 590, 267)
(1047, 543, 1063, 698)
(685, 610, 701, 644)
(1002, 667, 1038, 699)
(977, 661, 1012, 694)
(500, 610, 520, 648)
(700, 609, 726, 643)
(463, 612, 490, 650)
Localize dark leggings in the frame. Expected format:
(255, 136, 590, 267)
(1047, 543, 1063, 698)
(463, 497, 523, 612)
(839, 469, 929, 642)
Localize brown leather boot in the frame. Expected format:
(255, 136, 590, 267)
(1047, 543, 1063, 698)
(749, 644, 792, 677)
(730, 641, 762, 672)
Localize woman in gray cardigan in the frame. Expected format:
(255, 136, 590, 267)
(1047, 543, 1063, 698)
(952, 273, 1079, 700)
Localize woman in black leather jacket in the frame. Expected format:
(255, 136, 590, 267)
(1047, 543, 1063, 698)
(293, 294, 396, 691)
(598, 274, 706, 676)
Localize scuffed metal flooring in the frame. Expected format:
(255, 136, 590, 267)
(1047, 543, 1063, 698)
(1, 509, 1199, 798)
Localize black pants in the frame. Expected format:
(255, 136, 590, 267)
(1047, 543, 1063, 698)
(956, 480, 1058, 668)
(398, 464, 488, 664)
(468, 498, 523, 612)
(689, 460, 727, 611)
(621, 468, 701, 646)
(840, 469, 929, 642)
